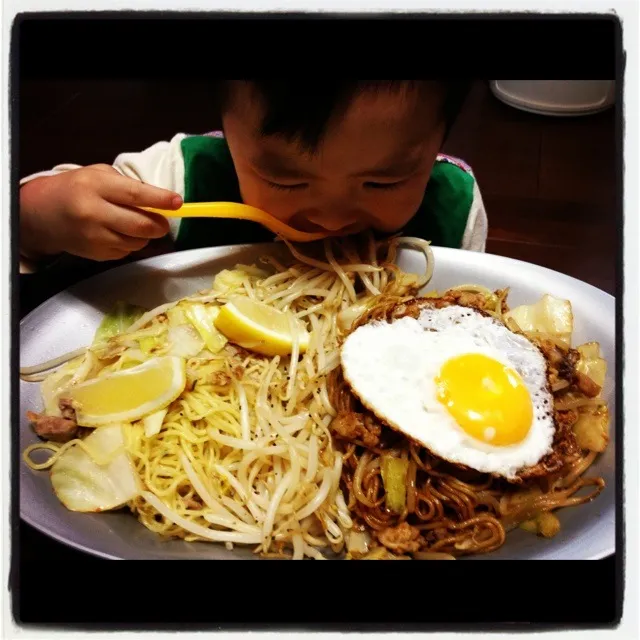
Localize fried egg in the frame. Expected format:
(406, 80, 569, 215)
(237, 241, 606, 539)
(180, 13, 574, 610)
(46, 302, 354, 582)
(340, 304, 555, 480)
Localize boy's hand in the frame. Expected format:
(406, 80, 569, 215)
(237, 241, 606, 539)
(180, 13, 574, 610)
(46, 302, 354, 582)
(20, 164, 183, 262)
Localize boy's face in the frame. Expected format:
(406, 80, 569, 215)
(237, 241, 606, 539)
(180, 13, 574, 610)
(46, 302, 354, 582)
(222, 83, 447, 236)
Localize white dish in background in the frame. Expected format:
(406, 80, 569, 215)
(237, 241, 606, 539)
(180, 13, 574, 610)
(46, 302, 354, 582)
(19, 244, 617, 560)
(490, 80, 615, 116)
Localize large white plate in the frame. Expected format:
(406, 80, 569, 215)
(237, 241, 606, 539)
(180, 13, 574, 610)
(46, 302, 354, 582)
(19, 244, 616, 560)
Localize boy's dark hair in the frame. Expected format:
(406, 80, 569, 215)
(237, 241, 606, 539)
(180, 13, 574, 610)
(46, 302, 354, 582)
(215, 80, 471, 152)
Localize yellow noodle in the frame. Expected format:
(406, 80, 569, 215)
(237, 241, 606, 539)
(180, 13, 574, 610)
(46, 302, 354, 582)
(24, 233, 435, 560)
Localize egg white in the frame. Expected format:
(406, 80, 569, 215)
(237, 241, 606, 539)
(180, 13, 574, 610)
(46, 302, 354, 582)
(340, 305, 556, 480)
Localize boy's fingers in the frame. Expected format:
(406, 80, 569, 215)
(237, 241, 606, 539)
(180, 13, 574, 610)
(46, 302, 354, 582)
(73, 230, 136, 262)
(101, 172, 183, 210)
(90, 229, 148, 257)
(89, 164, 121, 175)
(104, 204, 171, 239)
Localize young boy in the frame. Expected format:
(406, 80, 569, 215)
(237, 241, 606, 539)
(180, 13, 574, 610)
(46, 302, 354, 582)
(19, 80, 488, 272)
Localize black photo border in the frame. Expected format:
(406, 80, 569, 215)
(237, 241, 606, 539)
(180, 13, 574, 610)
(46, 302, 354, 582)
(9, 10, 625, 632)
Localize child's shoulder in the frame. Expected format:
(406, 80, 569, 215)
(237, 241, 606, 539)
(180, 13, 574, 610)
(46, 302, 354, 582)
(434, 153, 475, 175)
(430, 153, 478, 196)
(165, 131, 234, 171)
(156, 131, 239, 203)
(180, 130, 230, 153)
(403, 152, 486, 252)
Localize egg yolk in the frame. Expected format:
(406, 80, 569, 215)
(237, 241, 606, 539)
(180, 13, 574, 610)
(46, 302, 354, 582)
(435, 353, 533, 446)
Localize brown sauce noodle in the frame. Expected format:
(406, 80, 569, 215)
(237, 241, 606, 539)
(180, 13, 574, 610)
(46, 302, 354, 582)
(330, 289, 607, 558)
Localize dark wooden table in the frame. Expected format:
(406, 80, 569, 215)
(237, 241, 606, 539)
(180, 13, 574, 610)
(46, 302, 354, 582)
(16, 80, 618, 568)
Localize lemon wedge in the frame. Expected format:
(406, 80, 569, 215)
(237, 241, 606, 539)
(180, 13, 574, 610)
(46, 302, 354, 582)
(213, 296, 310, 357)
(66, 356, 186, 426)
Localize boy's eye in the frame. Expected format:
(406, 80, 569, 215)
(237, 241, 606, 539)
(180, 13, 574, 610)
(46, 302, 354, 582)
(265, 180, 307, 192)
(364, 180, 406, 191)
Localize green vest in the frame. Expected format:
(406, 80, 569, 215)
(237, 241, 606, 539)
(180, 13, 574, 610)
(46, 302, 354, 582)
(174, 135, 476, 251)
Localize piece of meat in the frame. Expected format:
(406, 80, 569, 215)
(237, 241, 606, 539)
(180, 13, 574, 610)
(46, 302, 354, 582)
(183, 496, 203, 510)
(331, 412, 381, 448)
(223, 346, 249, 379)
(224, 344, 253, 361)
(517, 410, 578, 481)
(210, 372, 232, 386)
(537, 339, 568, 366)
(231, 364, 245, 380)
(551, 410, 580, 463)
(538, 341, 599, 398)
(537, 340, 579, 385)
(26, 411, 78, 443)
(515, 456, 563, 481)
(442, 290, 489, 310)
(58, 397, 76, 420)
(555, 409, 580, 430)
(546, 369, 568, 392)
(563, 350, 581, 381)
(377, 522, 424, 554)
(575, 371, 602, 398)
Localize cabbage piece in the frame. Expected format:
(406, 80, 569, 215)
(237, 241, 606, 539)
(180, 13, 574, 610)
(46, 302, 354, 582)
(50, 424, 140, 512)
(504, 294, 573, 346)
(519, 519, 538, 534)
(167, 305, 187, 327)
(537, 512, 561, 538)
(393, 272, 421, 296)
(139, 336, 160, 355)
(573, 405, 610, 452)
(235, 263, 270, 278)
(520, 513, 561, 538)
(93, 301, 147, 345)
(142, 408, 168, 438)
(212, 265, 268, 294)
(212, 269, 247, 294)
(346, 531, 371, 559)
(360, 547, 405, 560)
(167, 324, 205, 358)
(380, 456, 409, 514)
(337, 300, 372, 333)
(576, 342, 607, 390)
(184, 303, 227, 353)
